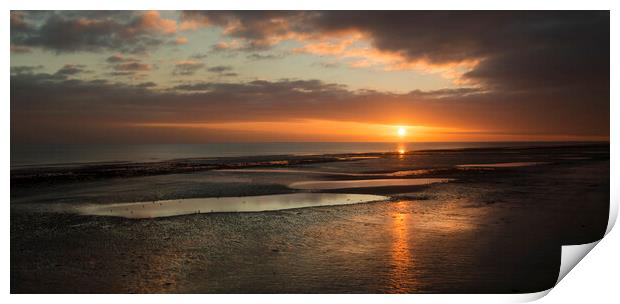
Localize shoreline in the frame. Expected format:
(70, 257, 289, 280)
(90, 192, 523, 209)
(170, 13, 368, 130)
(10, 142, 609, 188)
(11, 141, 608, 170)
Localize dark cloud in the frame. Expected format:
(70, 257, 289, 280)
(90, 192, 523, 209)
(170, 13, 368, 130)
(105, 54, 139, 63)
(11, 72, 608, 143)
(190, 53, 208, 60)
(10, 65, 43, 75)
(136, 82, 157, 88)
(172, 61, 206, 76)
(10, 44, 32, 54)
(10, 11, 179, 54)
(107, 71, 136, 77)
(207, 65, 233, 73)
(54, 64, 88, 77)
(182, 11, 609, 93)
(246, 53, 285, 61)
(10, 11, 609, 143)
(407, 88, 483, 99)
(182, 11, 309, 50)
(113, 62, 151, 72)
(103, 55, 152, 77)
(10, 11, 32, 33)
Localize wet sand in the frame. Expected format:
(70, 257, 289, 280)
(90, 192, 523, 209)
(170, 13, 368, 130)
(288, 178, 453, 190)
(456, 162, 549, 168)
(10, 144, 609, 293)
(77, 193, 388, 219)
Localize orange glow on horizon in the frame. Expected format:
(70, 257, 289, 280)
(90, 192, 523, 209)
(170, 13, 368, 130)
(127, 120, 607, 142)
(131, 120, 446, 142)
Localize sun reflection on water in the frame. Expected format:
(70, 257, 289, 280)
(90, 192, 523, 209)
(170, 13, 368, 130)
(389, 201, 417, 292)
(396, 143, 407, 160)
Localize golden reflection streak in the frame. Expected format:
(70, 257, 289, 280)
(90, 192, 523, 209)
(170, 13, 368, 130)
(397, 143, 407, 160)
(121, 240, 193, 293)
(389, 201, 416, 292)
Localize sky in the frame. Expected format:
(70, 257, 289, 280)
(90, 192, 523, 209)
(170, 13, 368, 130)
(10, 11, 610, 143)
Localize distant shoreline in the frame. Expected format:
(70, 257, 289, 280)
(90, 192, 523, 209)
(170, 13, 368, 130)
(10, 142, 609, 188)
(11, 141, 608, 169)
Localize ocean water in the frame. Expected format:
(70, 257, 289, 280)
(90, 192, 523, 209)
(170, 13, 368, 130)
(10, 142, 595, 168)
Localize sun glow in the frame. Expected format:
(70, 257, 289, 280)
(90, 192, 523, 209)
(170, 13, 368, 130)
(131, 120, 480, 142)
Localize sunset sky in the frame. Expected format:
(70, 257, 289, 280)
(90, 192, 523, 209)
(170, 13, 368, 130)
(10, 11, 610, 143)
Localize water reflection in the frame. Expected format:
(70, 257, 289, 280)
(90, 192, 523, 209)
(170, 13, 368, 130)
(389, 201, 417, 292)
(219, 168, 434, 177)
(397, 144, 407, 160)
(77, 193, 388, 219)
(456, 162, 549, 168)
(289, 178, 452, 190)
(124, 245, 184, 293)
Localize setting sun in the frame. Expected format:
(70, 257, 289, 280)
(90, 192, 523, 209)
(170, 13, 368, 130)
(397, 127, 407, 137)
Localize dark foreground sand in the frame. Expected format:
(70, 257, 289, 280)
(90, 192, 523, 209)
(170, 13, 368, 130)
(10, 145, 609, 293)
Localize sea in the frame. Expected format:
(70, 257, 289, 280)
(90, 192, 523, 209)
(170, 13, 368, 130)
(10, 142, 599, 168)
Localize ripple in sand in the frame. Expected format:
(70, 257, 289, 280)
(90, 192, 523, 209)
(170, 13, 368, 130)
(76, 193, 389, 219)
(288, 178, 453, 190)
(456, 162, 549, 169)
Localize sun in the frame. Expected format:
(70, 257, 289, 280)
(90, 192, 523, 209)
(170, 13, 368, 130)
(397, 126, 407, 137)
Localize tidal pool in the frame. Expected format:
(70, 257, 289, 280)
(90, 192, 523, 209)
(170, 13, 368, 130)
(219, 168, 434, 177)
(456, 162, 548, 168)
(288, 178, 453, 190)
(76, 193, 389, 219)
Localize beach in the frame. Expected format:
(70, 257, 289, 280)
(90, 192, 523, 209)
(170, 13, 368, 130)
(10, 144, 609, 293)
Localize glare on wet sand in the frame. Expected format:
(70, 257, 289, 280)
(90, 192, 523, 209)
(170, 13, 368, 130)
(456, 162, 549, 168)
(77, 193, 389, 219)
(288, 178, 453, 190)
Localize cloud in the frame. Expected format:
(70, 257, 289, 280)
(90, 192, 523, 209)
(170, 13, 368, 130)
(11, 72, 608, 144)
(136, 82, 157, 88)
(105, 54, 138, 63)
(125, 11, 177, 35)
(204, 65, 238, 77)
(181, 11, 609, 91)
(173, 60, 206, 75)
(10, 44, 32, 54)
(10, 11, 31, 33)
(113, 62, 152, 72)
(172, 36, 188, 45)
(10, 11, 182, 54)
(54, 64, 88, 76)
(207, 65, 233, 73)
(211, 40, 245, 52)
(108, 71, 136, 77)
(103, 54, 152, 77)
(246, 53, 286, 61)
(313, 62, 340, 69)
(10, 11, 609, 143)
(190, 53, 208, 59)
(181, 11, 309, 50)
(10, 65, 43, 74)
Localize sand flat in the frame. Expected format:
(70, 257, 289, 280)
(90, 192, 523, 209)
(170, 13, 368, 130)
(456, 162, 549, 168)
(11, 144, 609, 293)
(288, 178, 453, 190)
(77, 193, 389, 219)
(219, 168, 434, 177)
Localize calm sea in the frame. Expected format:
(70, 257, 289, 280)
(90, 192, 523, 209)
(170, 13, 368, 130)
(10, 142, 594, 168)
